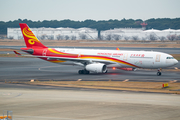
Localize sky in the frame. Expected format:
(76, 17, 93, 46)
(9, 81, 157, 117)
(0, 0, 180, 22)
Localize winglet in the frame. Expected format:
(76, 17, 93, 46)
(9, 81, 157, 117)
(14, 51, 21, 55)
(19, 23, 47, 48)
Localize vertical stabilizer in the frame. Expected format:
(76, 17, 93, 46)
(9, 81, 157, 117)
(19, 23, 47, 48)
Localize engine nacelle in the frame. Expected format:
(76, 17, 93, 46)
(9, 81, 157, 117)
(85, 63, 107, 73)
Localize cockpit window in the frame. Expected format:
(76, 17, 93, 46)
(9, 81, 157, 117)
(166, 57, 174, 59)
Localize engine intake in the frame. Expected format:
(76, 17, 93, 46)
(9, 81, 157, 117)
(85, 63, 107, 73)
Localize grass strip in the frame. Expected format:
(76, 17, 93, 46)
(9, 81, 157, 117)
(9, 81, 180, 94)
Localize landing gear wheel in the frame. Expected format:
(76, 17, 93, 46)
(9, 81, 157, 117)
(84, 70, 89, 74)
(78, 70, 89, 74)
(157, 72, 161, 76)
(78, 70, 83, 74)
(157, 68, 162, 76)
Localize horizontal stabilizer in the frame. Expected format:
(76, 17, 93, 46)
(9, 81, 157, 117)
(14, 51, 21, 55)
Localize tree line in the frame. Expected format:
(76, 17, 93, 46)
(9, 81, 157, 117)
(0, 18, 180, 34)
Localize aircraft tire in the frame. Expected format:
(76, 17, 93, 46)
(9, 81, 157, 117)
(85, 70, 90, 74)
(78, 70, 89, 74)
(157, 72, 161, 76)
(78, 70, 83, 74)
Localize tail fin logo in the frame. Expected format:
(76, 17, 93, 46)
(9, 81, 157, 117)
(23, 27, 40, 45)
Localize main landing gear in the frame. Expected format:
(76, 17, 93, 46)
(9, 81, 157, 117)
(157, 68, 162, 76)
(78, 70, 90, 74)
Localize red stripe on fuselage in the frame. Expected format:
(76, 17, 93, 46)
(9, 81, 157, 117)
(29, 48, 139, 68)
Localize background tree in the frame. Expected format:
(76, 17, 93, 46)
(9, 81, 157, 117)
(64, 35, 70, 40)
(71, 35, 76, 40)
(8, 36, 13, 39)
(106, 34, 112, 40)
(1, 18, 180, 35)
(56, 34, 64, 40)
(167, 34, 177, 41)
(176, 35, 180, 40)
(131, 36, 139, 41)
(112, 34, 121, 40)
(39, 34, 48, 40)
(79, 34, 88, 40)
(124, 36, 130, 41)
(148, 34, 158, 41)
(47, 35, 54, 40)
(99, 35, 105, 40)
(159, 36, 166, 41)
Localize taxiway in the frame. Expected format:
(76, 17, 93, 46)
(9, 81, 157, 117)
(0, 57, 179, 82)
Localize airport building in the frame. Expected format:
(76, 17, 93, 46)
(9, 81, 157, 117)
(101, 28, 180, 40)
(7, 27, 180, 40)
(7, 27, 97, 40)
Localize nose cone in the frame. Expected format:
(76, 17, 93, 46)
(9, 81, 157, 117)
(174, 59, 178, 65)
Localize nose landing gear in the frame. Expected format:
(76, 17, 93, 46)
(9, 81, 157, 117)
(157, 68, 162, 76)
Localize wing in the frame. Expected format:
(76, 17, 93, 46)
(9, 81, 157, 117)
(47, 56, 115, 65)
(14, 51, 114, 65)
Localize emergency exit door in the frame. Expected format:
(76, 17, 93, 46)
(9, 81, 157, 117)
(155, 54, 161, 62)
(123, 53, 128, 61)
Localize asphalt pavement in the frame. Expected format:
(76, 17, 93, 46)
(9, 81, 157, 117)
(0, 57, 179, 82)
(1, 83, 180, 120)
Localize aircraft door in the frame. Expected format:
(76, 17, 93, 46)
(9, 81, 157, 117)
(42, 49, 47, 56)
(153, 54, 163, 68)
(123, 53, 128, 61)
(155, 54, 161, 62)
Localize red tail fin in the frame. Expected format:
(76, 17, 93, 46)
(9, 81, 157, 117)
(19, 23, 47, 48)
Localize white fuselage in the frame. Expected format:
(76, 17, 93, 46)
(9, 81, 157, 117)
(53, 48, 178, 69)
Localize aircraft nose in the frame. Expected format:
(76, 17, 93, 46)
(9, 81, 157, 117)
(174, 59, 178, 65)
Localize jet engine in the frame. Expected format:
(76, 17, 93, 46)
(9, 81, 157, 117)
(85, 63, 107, 73)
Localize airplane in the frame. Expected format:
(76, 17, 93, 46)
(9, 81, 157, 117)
(14, 23, 178, 76)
